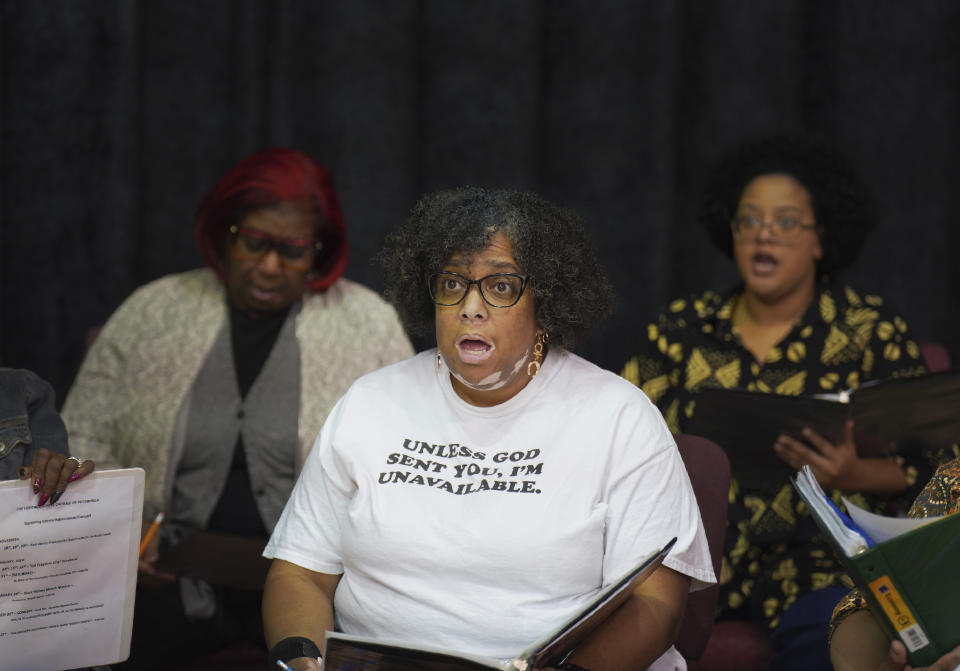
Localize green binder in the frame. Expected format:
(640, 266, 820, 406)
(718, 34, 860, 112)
(844, 512, 960, 666)
(794, 475, 960, 667)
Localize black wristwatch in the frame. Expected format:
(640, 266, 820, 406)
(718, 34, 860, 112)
(269, 636, 323, 666)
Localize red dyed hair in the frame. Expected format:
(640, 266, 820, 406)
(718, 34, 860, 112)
(194, 147, 348, 291)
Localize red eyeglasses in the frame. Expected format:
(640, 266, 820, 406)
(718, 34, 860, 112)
(229, 225, 321, 263)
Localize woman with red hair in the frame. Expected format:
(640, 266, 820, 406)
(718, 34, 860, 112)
(61, 147, 413, 669)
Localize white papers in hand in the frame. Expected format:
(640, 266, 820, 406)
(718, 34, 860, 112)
(794, 466, 870, 556)
(0, 468, 144, 671)
(841, 496, 942, 545)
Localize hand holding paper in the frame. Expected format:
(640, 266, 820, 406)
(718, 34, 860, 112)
(0, 468, 144, 670)
(19, 447, 96, 506)
(878, 640, 960, 671)
(794, 466, 960, 667)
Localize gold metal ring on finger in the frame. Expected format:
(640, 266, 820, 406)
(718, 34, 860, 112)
(65, 456, 88, 467)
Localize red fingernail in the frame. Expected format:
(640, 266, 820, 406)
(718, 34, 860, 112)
(37, 493, 49, 507)
(68, 472, 80, 482)
(33, 478, 42, 494)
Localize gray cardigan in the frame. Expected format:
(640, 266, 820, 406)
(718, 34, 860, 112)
(62, 268, 414, 519)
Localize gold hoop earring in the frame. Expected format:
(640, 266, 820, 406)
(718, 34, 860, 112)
(437, 352, 442, 371)
(527, 331, 548, 378)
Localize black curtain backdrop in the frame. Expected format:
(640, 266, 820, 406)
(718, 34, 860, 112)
(2, 1, 959, 404)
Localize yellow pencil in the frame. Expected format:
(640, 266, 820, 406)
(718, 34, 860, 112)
(138, 512, 165, 558)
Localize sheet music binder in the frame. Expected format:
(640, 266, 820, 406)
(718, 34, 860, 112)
(688, 370, 960, 486)
(792, 470, 960, 666)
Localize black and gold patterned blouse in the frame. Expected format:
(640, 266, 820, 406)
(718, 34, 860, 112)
(829, 457, 960, 637)
(621, 283, 945, 629)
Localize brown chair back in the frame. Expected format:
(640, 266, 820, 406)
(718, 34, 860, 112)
(920, 341, 951, 372)
(673, 433, 730, 668)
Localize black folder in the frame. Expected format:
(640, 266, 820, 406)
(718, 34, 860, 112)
(687, 370, 960, 487)
(321, 539, 677, 671)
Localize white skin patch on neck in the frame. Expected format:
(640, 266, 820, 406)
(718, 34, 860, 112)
(441, 342, 534, 392)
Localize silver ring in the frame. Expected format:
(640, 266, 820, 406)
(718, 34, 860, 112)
(66, 456, 87, 467)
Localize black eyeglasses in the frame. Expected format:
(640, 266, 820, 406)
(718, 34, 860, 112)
(731, 215, 817, 240)
(427, 271, 530, 308)
(229, 225, 321, 264)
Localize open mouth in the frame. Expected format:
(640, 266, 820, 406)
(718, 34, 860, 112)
(750, 252, 779, 276)
(456, 334, 494, 364)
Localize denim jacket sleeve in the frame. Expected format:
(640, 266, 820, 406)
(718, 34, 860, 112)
(0, 368, 69, 480)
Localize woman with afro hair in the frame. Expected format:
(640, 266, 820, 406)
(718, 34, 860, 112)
(621, 134, 945, 671)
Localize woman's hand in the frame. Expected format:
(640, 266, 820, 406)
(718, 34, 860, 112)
(832, 610, 960, 671)
(773, 420, 907, 494)
(19, 448, 95, 506)
(773, 419, 859, 489)
(137, 518, 176, 588)
(876, 640, 960, 671)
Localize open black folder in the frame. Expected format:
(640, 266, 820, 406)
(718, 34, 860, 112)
(321, 538, 677, 671)
(686, 370, 960, 486)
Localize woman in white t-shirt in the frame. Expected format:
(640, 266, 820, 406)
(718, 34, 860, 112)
(262, 188, 716, 671)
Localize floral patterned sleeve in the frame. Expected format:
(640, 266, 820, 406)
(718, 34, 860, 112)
(828, 457, 960, 640)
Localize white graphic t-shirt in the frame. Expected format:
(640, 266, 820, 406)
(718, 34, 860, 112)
(265, 348, 714, 662)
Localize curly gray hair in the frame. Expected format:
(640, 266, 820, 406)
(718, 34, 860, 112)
(378, 187, 614, 350)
